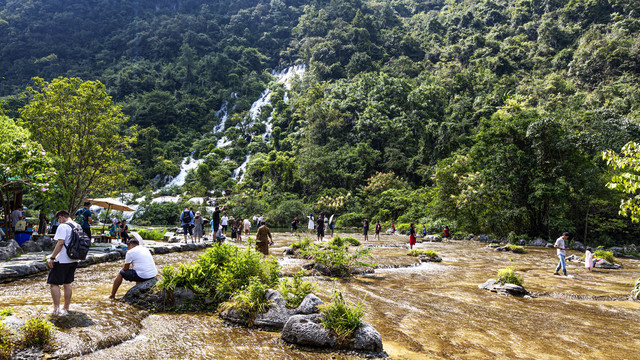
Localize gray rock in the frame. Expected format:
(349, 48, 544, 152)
(32, 235, 55, 250)
(424, 235, 442, 242)
(478, 234, 491, 243)
(168, 236, 181, 243)
(385, 228, 394, 234)
(467, 234, 476, 240)
(518, 239, 527, 246)
(122, 278, 158, 305)
(594, 259, 623, 269)
(219, 307, 252, 326)
(0, 247, 13, 261)
(163, 232, 175, 241)
(294, 294, 325, 315)
(571, 241, 586, 252)
(283, 247, 295, 256)
(350, 323, 383, 352)
(497, 284, 529, 297)
(1, 315, 25, 333)
(565, 254, 582, 262)
(529, 238, 548, 247)
(253, 291, 293, 329)
(496, 246, 507, 252)
(478, 279, 498, 290)
(173, 287, 196, 308)
(281, 314, 335, 348)
(20, 241, 42, 253)
(399, 229, 406, 235)
(609, 247, 625, 257)
(625, 244, 637, 253)
(487, 244, 500, 249)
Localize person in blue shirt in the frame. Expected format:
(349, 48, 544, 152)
(180, 207, 194, 243)
(75, 201, 93, 238)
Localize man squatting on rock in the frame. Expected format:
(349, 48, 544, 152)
(47, 210, 79, 315)
(109, 238, 158, 299)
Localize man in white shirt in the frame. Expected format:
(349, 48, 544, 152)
(47, 210, 80, 315)
(109, 238, 157, 299)
(221, 213, 229, 235)
(553, 232, 570, 276)
(11, 206, 25, 232)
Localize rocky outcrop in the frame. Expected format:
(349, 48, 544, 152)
(423, 235, 442, 242)
(594, 259, 623, 269)
(0, 240, 23, 261)
(479, 279, 530, 297)
(571, 241, 586, 252)
(529, 238, 548, 247)
(478, 234, 492, 243)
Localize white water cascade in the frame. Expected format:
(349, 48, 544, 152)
(166, 153, 204, 187)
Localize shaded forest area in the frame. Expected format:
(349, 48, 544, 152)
(2, 0, 640, 245)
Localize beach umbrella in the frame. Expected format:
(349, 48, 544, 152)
(86, 198, 135, 233)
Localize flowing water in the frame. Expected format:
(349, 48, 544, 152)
(2, 234, 640, 359)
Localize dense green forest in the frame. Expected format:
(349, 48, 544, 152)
(2, 0, 640, 245)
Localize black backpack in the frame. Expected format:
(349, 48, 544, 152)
(182, 211, 192, 223)
(63, 222, 91, 260)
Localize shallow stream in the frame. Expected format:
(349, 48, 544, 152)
(2, 233, 639, 359)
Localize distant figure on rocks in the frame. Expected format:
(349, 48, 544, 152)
(180, 207, 194, 242)
(307, 213, 315, 234)
(47, 210, 79, 315)
(109, 221, 121, 240)
(120, 220, 130, 243)
(409, 223, 417, 250)
(109, 238, 157, 299)
(362, 218, 369, 241)
(256, 221, 273, 255)
(193, 211, 204, 243)
(329, 214, 336, 237)
(391, 223, 396, 234)
(553, 232, 570, 276)
(585, 247, 594, 272)
(317, 214, 325, 241)
(221, 212, 229, 235)
(422, 225, 427, 237)
(374, 220, 381, 241)
(243, 218, 251, 235)
(443, 225, 450, 240)
(291, 216, 299, 234)
(212, 206, 225, 234)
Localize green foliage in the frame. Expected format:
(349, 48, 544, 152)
(0, 308, 12, 319)
(603, 141, 640, 222)
(330, 235, 344, 247)
(21, 316, 56, 348)
(335, 213, 365, 228)
(20, 77, 135, 212)
(132, 202, 185, 226)
(506, 245, 527, 254)
(291, 238, 312, 250)
(0, 323, 14, 360)
(135, 228, 166, 241)
(278, 274, 318, 309)
(301, 243, 373, 277)
(408, 249, 439, 258)
(156, 244, 280, 308)
(496, 267, 524, 286)
(219, 276, 271, 318)
(593, 250, 615, 263)
(319, 290, 365, 340)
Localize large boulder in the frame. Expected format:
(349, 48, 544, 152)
(478, 234, 491, 243)
(253, 290, 294, 330)
(349, 323, 383, 352)
(0, 268, 19, 283)
(609, 247, 625, 257)
(479, 279, 529, 297)
(294, 294, 325, 315)
(424, 235, 442, 242)
(20, 240, 42, 253)
(168, 236, 181, 243)
(529, 238, 548, 247)
(163, 232, 175, 241)
(571, 241, 586, 252)
(122, 278, 166, 310)
(594, 259, 623, 269)
(32, 235, 55, 250)
(281, 314, 336, 348)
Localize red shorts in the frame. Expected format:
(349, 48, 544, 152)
(409, 234, 416, 245)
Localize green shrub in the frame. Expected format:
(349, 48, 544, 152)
(291, 237, 312, 250)
(21, 316, 56, 348)
(156, 244, 281, 308)
(408, 249, 439, 258)
(0, 323, 14, 360)
(301, 244, 373, 277)
(594, 250, 615, 263)
(330, 235, 344, 247)
(135, 228, 166, 241)
(278, 275, 318, 308)
(219, 277, 271, 317)
(0, 308, 12, 319)
(496, 267, 523, 286)
(335, 212, 365, 228)
(319, 290, 365, 340)
(506, 244, 527, 254)
(342, 236, 360, 246)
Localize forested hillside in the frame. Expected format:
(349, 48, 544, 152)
(2, 0, 640, 245)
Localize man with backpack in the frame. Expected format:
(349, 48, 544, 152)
(180, 207, 194, 242)
(47, 210, 87, 315)
(75, 201, 93, 238)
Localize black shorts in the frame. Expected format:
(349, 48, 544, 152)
(317, 228, 325, 237)
(182, 224, 192, 235)
(120, 269, 154, 282)
(222, 225, 228, 231)
(47, 262, 78, 285)
(363, 228, 368, 235)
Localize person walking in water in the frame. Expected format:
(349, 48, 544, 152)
(291, 216, 299, 234)
(180, 207, 194, 242)
(316, 214, 325, 241)
(443, 225, 450, 240)
(374, 220, 381, 241)
(585, 246, 594, 272)
(47, 210, 79, 315)
(362, 218, 369, 242)
(409, 223, 417, 250)
(255, 221, 273, 255)
(193, 211, 204, 243)
(554, 232, 570, 276)
(307, 213, 315, 234)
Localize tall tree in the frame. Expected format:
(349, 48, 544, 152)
(19, 77, 135, 212)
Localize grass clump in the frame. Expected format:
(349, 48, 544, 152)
(408, 249, 439, 258)
(0, 308, 12, 319)
(291, 237, 312, 250)
(135, 228, 166, 241)
(330, 235, 345, 247)
(278, 274, 318, 308)
(594, 250, 615, 263)
(219, 277, 271, 320)
(506, 244, 527, 254)
(342, 236, 360, 246)
(496, 267, 523, 286)
(319, 290, 366, 340)
(156, 244, 280, 309)
(301, 244, 373, 277)
(0, 324, 15, 360)
(21, 316, 56, 348)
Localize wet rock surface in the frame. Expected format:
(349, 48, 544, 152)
(479, 279, 530, 297)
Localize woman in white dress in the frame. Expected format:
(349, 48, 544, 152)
(307, 213, 315, 234)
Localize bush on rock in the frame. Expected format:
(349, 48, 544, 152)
(496, 267, 523, 286)
(319, 290, 365, 340)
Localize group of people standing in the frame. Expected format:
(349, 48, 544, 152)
(299, 213, 337, 241)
